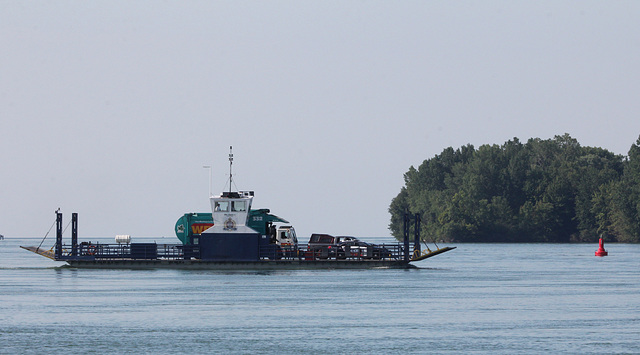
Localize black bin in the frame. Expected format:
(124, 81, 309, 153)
(130, 243, 158, 260)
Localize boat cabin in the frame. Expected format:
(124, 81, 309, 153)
(205, 190, 255, 234)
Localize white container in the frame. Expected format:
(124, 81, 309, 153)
(115, 234, 131, 244)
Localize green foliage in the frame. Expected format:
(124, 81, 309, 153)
(390, 134, 640, 243)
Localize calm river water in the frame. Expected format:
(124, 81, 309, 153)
(1, 237, 638, 354)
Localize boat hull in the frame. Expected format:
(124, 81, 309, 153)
(65, 259, 415, 270)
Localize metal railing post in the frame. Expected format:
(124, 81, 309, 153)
(71, 213, 78, 257)
(413, 213, 421, 255)
(55, 212, 62, 259)
(403, 213, 410, 262)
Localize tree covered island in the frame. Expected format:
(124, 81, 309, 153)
(389, 134, 640, 243)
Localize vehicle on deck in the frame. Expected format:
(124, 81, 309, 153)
(336, 237, 391, 260)
(307, 234, 391, 260)
(307, 233, 339, 259)
(269, 225, 298, 259)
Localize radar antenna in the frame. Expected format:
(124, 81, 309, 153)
(228, 146, 234, 194)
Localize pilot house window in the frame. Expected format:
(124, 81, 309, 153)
(215, 201, 229, 212)
(231, 201, 246, 212)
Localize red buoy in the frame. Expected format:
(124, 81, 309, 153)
(595, 238, 608, 257)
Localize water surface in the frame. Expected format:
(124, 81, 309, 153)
(1, 237, 638, 354)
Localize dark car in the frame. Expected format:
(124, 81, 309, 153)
(336, 236, 392, 260)
(307, 234, 392, 260)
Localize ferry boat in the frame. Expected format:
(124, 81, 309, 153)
(21, 148, 454, 269)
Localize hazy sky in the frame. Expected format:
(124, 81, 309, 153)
(2, 1, 639, 241)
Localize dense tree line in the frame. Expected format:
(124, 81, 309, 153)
(389, 134, 640, 243)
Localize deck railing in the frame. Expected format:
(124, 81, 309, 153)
(59, 243, 200, 260)
(57, 242, 408, 262)
(258, 244, 404, 261)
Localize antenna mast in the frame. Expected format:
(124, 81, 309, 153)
(228, 146, 233, 194)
